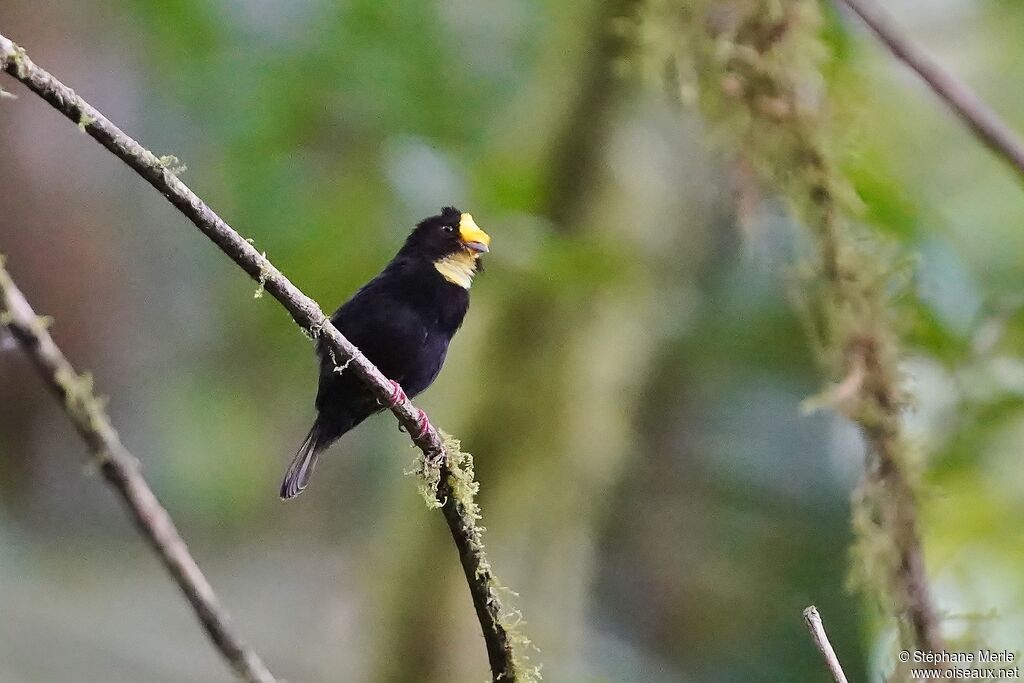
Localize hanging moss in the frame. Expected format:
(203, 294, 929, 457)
(409, 431, 542, 682)
(636, 0, 943, 654)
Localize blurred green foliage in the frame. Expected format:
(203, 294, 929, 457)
(2, 0, 1024, 681)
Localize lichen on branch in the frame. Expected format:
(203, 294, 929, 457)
(636, 0, 944, 655)
(0, 258, 275, 683)
(409, 431, 541, 682)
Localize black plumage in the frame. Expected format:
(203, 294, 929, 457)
(280, 206, 490, 499)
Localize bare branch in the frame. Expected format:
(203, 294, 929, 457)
(0, 33, 520, 681)
(803, 606, 849, 683)
(837, 0, 1024, 180)
(0, 259, 276, 683)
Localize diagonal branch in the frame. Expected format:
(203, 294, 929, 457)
(0, 259, 276, 683)
(837, 0, 1024, 180)
(0, 33, 519, 682)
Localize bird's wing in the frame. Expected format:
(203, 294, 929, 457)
(319, 288, 428, 387)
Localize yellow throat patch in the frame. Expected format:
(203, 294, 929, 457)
(434, 250, 478, 289)
(433, 212, 489, 289)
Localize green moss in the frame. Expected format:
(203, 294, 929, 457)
(11, 45, 28, 78)
(157, 154, 187, 176)
(297, 319, 324, 345)
(253, 252, 269, 299)
(638, 0, 931, 648)
(408, 431, 542, 681)
(77, 111, 95, 133)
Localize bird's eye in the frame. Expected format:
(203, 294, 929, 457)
(442, 225, 455, 233)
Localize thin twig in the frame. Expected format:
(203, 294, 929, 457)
(0, 259, 276, 683)
(0, 33, 518, 681)
(837, 0, 1024, 180)
(803, 606, 850, 683)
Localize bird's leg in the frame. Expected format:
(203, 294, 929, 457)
(384, 380, 433, 441)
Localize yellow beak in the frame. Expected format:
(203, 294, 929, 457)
(459, 213, 490, 253)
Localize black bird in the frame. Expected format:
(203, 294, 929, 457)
(281, 207, 491, 499)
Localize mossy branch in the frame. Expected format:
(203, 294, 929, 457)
(0, 259, 276, 683)
(639, 0, 944, 655)
(0, 33, 523, 682)
(414, 433, 541, 682)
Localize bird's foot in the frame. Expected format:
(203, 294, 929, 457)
(384, 381, 432, 440)
(411, 408, 431, 440)
(383, 379, 408, 408)
(397, 408, 432, 440)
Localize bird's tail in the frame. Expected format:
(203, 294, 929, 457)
(280, 421, 329, 500)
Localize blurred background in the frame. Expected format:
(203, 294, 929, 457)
(2, 0, 1024, 681)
